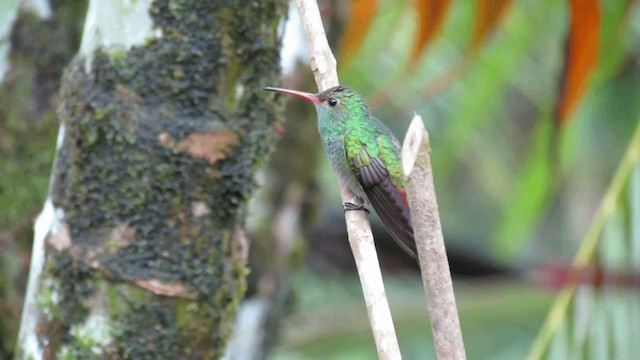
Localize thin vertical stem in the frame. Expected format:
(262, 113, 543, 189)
(402, 115, 466, 360)
(293, 0, 402, 358)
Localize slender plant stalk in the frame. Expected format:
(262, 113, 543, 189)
(293, 0, 402, 359)
(402, 115, 466, 360)
(526, 120, 640, 360)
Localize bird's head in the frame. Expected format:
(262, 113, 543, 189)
(264, 85, 368, 124)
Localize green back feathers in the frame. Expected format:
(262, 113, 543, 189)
(344, 122, 377, 167)
(315, 85, 405, 188)
(376, 134, 404, 187)
(344, 122, 405, 189)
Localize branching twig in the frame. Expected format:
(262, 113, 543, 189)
(402, 115, 466, 360)
(294, 0, 402, 359)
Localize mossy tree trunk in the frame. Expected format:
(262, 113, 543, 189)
(16, 0, 287, 359)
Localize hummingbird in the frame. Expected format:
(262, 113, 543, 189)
(265, 85, 416, 258)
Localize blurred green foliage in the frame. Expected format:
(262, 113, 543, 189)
(278, 0, 640, 358)
(528, 127, 640, 359)
(274, 271, 553, 359)
(0, 93, 56, 242)
(332, 0, 640, 263)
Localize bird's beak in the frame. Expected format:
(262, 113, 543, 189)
(264, 86, 321, 103)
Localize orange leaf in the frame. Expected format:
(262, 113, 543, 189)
(556, 0, 600, 123)
(339, 0, 378, 65)
(410, 0, 452, 66)
(470, 0, 512, 52)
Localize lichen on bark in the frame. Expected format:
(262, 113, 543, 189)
(17, 0, 287, 358)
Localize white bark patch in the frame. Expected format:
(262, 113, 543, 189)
(55, 123, 65, 150)
(401, 114, 426, 177)
(60, 309, 112, 358)
(80, 0, 162, 71)
(191, 201, 211, 218)
(17, 198, 63, 360)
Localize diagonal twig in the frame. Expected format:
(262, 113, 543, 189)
(402, 115, 466, 360)
(293, 0, 402, 358)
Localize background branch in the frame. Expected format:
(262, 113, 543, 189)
(402, 115, 466, 359)
(293, 0, 402, 359)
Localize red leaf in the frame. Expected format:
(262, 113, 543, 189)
(556, 0, 600, 124)
(339, 0, 378, 65)
(410, 0, 452, 66)
(470, 0, 512, 52)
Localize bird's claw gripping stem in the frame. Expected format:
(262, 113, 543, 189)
(343, 202, 370, 215)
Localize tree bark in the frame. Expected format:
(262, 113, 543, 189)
(16, 1, 287, 359)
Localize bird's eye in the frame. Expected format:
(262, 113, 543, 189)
(328, 98, 339, 107)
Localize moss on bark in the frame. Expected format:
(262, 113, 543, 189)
(18, 0, 287, 358)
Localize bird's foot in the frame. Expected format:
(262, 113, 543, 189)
(343, 202, 370, 215)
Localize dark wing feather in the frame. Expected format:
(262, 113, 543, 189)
(356, 155, 416, 259)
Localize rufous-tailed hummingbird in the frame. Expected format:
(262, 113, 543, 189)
(265, 85, 416, 258)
